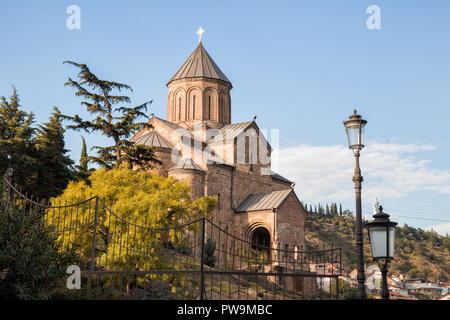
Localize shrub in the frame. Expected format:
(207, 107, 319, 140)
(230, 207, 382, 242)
(204, 238, 216, 267)
(0, 205, 76, 299)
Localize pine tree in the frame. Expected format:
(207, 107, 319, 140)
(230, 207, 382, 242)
(0, 88, 37, 192)
(326, 204, 330, 215)
(34, 107, 74, 199)
(339, 203, 343, 216)
(62, 61, 160, 169)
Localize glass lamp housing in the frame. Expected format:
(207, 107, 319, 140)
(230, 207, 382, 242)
(368, 226, 395, 260)
(366, 206, 397, 261)
(344, 110, 367, 150)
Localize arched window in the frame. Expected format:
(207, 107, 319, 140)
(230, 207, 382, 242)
(178, 97, 181, 121)
(193, 95, 196, 119)
(208, 96, 211, 119)
(220, 97, 224, 122)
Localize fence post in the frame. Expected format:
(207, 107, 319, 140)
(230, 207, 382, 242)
(87, 196, 99, 294)
(336, 276, 339, 300)
(199, 217, 206, 300)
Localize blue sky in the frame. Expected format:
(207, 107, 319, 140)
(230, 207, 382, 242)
(1, 1, 449, 234)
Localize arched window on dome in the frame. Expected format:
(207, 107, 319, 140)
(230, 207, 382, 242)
(220, 97, 224, 122)
(178, 97, 181, 121)
(192, 95, 196, 120)
(208, 96, 211, 119)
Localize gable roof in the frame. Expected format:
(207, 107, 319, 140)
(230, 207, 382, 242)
(168, 43, 231, 85)
(152, 116, 186, 132)
(208, 121, 254, 144)
(169, 158, 204, 171)
(235, 189, 292, 213)
(133, 130, 173, 149)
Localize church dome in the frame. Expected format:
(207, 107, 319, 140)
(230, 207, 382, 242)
(167, 43, 231, 86)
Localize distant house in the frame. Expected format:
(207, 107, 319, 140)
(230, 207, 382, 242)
(408, 282, 449, 297)
(310, 263, 341, 275)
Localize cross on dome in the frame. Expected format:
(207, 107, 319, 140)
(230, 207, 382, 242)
(196, 27, 205, 43)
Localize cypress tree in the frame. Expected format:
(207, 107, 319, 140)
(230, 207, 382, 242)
(80, 135, 88, 171)
(62, 61, 160, 169)
(74, 135, 91, 181)
(330, 202, 337, 215)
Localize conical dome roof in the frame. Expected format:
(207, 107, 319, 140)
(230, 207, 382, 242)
(133, 130, 173, 149)
(167, 43, 231, 85)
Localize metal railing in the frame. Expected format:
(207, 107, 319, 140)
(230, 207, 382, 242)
(1, 177, 342, 300)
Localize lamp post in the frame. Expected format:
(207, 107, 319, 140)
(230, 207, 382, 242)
(6, 166, 13, 202)
(6, 167, 13, 180)
(366, 205, 397, 299)
(344, 109, 367, 299)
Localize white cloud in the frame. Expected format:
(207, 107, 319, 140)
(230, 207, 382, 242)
(426, 222, 450, 236)
(272, 142, 450, 204)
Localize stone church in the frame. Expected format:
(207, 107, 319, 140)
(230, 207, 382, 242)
(130, 38, 306, 254)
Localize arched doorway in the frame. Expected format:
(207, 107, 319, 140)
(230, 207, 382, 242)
(251, 227, 271, 253)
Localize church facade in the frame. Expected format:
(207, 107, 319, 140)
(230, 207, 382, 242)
(130, 40, 306, 255)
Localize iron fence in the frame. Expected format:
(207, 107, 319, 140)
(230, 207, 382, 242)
(1, 177, 342, 300)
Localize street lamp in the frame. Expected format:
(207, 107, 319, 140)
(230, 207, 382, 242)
(6, 167, 13, 179)
(366, 205, 397, 300)
(6, 166, 13, 202)
(343, 109, 367, 299)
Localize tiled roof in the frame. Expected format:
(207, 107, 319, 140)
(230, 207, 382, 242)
(235, 189, 292, 213)
(208, 121, 254, 144)
(169, 158, 204, 171)
(133, 130, 173, 149)
(168, 43, 231, 85)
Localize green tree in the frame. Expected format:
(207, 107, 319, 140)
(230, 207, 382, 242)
(318, 203, 324, 215)
(0, 88, 37, 191)
(62, 61, 159, 170)
(74, 135, 91, 181)
(0, 203, 76, 299)
(330, 202, 337, 215)
(204, 238, 217, 267)
(34, 107, 74, 200)
(330, 278, 358, 299)
(79, 135, 88, 171)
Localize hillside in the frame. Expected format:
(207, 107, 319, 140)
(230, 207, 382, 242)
(304, 210, 450, 282)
